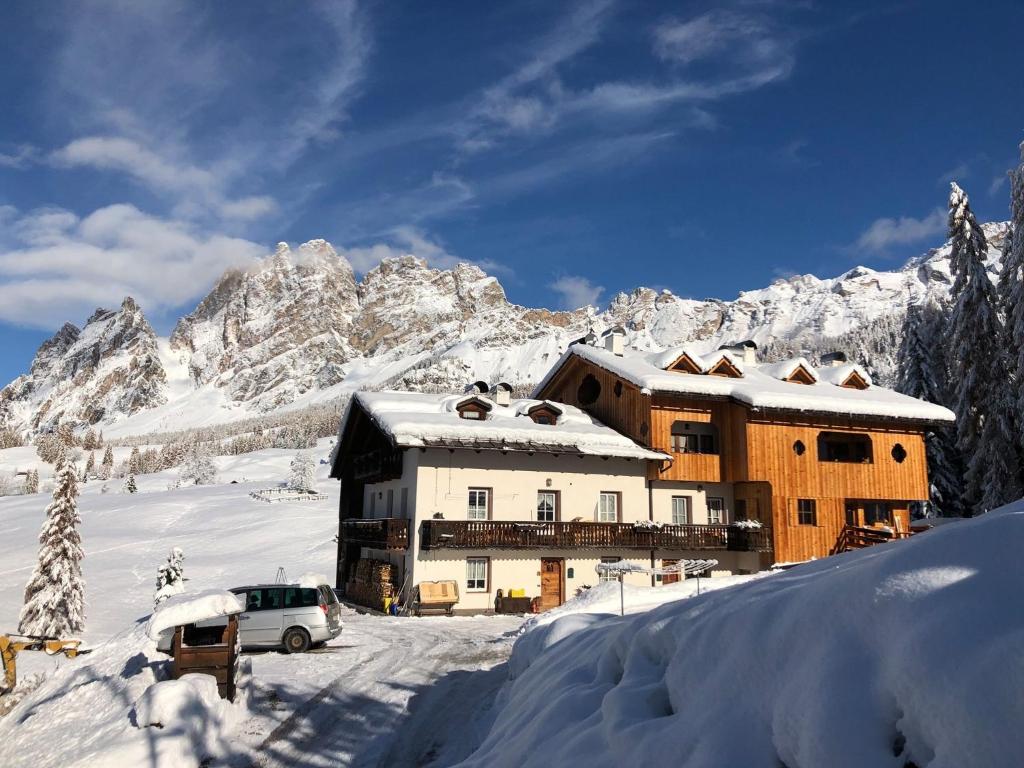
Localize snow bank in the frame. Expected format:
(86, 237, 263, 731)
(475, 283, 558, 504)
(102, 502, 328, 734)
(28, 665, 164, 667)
(0, 622, 253, 768)
(460, 502, 1024, 768)
(147, 589, 244, 639)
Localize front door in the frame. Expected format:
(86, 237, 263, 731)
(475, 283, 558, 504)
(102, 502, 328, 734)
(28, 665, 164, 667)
(540, 559, 564, 611)
(662, 559, 680, 585)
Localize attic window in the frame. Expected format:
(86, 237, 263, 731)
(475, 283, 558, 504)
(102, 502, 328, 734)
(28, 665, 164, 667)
(840, 371, 870, 390)
(891, 443, 907, 463)
(456, 398, 492, 421)
(785, 365, 817, 385)
(577, 374, 601, 406)
(707, 358, 743, 378)
(527, 404, 562, 425)
(668, 354, 702, 374)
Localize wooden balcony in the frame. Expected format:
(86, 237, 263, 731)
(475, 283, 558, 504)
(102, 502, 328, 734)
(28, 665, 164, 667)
(339, 518, 411, 550)
(420, 519, 772, 553)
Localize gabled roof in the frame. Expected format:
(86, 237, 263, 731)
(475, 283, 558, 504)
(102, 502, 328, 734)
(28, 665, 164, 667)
(335, 391, 668, 464)
(532, 344, 955, 424)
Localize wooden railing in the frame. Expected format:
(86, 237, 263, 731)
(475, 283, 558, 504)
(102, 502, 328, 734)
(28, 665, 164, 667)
(830, 524, 906, 555)
(339, 518, 411, 550)
(420, 520, 772, 552)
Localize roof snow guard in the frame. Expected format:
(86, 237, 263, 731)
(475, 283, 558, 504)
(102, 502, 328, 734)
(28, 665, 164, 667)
(533, 344, 955, 425)
(346, 391, 667, 461)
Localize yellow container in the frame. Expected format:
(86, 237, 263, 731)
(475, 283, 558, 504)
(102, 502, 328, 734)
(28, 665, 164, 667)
(508, 588, 526, 598)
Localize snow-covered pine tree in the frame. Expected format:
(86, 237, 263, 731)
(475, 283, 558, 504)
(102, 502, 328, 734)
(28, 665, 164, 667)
(23, 469, 39, 495)
(897, 299, 965, 516)
(288, 451, 317, 491)
(128, 447, 142, 475)
(154, 547, 185, 607)
(82, 428, 98, 451)
(180, 443, 217, 486)
(947, 182, 1021, 513)
(99, 445, 114, 480)
(18, 445, 85, 637)
(124, 473, 137, 494)
(85, 451, 95, 478)
(1002, 144, 1024, 450)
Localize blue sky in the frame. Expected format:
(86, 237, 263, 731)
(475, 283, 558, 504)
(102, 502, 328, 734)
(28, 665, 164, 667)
(1, 0, 1023, 384)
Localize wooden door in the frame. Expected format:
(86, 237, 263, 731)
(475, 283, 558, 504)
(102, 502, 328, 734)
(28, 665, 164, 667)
(540, 559, 564, 611)
(662, 559, 679, 585)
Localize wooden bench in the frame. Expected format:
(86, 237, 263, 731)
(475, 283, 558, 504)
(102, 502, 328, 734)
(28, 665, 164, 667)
(414, 581, 459, 616)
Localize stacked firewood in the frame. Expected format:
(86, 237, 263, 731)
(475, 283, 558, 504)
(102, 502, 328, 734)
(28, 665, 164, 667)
(345, 558, 395, 611)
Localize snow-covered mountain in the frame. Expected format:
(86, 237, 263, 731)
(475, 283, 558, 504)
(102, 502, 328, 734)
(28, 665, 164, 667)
(0, 223, 1008, 437)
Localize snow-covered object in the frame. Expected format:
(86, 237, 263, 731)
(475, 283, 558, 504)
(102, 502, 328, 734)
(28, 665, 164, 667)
(147, 589, 244, 640)
(180, 444, 217, 486)
(345, 391, 667, 460)
(535, 343, 955, 423)
(154, 547, 186, 608)
(461, 503, 1024, 768)
(816, 362, 872, 387)
(135, 674, 223, 728)
(756, 356, 820, 383)
(297, 572, 330, 589)
(288, 451, 317, 491)
(18, 449, 85, 637)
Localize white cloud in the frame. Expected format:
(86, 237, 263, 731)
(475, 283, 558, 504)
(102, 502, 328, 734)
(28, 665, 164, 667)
(0, 144, 38, 169)
(337, 226, 508, 278)
(0, 205, 265, 328)
(989, 174, 1008, 197)
(551, 275, 604, 309)
(855, 209, 946, 252)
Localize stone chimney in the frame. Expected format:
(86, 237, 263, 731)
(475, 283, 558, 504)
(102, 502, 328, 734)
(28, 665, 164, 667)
(489, 382, 512, 407)
(820, 351, 848, 367)
(603, 326, 626, 356)
(719, 340, 758, 365)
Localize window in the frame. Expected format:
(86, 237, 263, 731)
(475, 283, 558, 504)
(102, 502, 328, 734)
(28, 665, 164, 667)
(466, 558, 489, 591)
(845, 502, 858, 526)
(460, 408, 484, 420)
(797, 499, 817, 526)
(707, 497, 725, 524)
(598, 492, 619, 522)
(537, 491, 557, 522)
(400, 487, 409, 518)
(793, 440, 806, 456)
(599, 557, 621, 583)
(671, 495, 691, 525)
(891, 443, 907, 463)
(285, 588, 320, 608)
(817, 431, 873, 463)
(262, 588, 284, 610)
(614, 381, 623, 397)
(527, 405, 561, 425)
(468, 488, 490, 520)
(387, 489, 394, 516)
(735, 499, 748, 522)
(864, 502, 892, 526)
(456, 398, 492, 420)
(577, 374, 601, 406)
(670, 421, 718, 455)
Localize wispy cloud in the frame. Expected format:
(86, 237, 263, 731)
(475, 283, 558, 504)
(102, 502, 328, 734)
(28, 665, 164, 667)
(551, 275, 604, 309)
(989, 173, 1009, 197)
(0, 144, 39, 169)
(337, 226, 507, 277)
(854, 208, 946, 252)
(0, 205, 265, 328)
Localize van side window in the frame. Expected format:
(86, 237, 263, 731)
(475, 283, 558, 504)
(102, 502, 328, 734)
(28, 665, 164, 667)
(243, 590, 263, 611)
(264, 588, 284, 610)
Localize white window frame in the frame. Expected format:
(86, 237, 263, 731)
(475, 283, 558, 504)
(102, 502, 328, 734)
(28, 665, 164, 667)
(599, 557, 621, 583)
(598, 492, 619, 523)
(707, 497, 725, 524)
(671, 495, 691, 525)
(467, 488, 490, 520)
(537, 491, 557, 522)
(466, 557, 488, 592)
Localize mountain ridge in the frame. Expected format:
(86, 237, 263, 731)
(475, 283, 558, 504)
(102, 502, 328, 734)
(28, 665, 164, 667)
(0, 223, 1008, 437)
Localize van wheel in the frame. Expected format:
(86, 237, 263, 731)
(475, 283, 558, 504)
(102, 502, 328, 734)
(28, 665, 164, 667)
(283, 627, 311, 654)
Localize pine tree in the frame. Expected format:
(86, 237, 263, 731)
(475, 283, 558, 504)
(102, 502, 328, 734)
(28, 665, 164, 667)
(947, 182, 1021, 513)
(124, 473, 137, 494)
(1002, 144, 1024, 444)
(154, 547, 185, 607)
(897, 299, 965, 516)
(85, 451, 96, 478)
(288, 451, 317, 491)
(23, 469, 39, 495)
(128, 447, 142, 475)
(99, 445, 114, 481)
(180, 443, 217, 486)
(18, 446, 85, 636)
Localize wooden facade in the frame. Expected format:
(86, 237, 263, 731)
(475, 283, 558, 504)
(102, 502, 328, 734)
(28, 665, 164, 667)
(536, 352, 933, 565)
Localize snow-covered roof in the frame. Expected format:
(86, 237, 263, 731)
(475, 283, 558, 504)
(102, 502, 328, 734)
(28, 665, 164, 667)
(146, 589, 244, 639)
(648, 345, 745, 375)
(348, 391, 668, 460)
(534, 344, 955, 424)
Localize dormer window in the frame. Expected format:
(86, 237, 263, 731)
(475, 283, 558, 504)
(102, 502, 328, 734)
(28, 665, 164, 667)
(840, 371, 870, 390)
(456, 397, 492, 421)
(785, 365, 817, 385)
(526, 403, 563, 425)
(707, 357, 743, 378)
(667, 353, 702, 374)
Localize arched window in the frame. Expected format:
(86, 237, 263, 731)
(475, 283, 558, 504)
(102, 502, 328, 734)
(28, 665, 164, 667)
(577, 374, 601, 406)
(670, 421, 719, 455)
(817, 431, 873, 463)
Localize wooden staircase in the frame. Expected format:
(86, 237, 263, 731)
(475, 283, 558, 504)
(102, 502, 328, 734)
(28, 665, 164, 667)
(831, 523, 912, 555)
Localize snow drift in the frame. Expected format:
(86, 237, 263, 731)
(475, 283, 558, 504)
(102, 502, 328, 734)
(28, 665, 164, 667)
(460, 504, 1024, 768)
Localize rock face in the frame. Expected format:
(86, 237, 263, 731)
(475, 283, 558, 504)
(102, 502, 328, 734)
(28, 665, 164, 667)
(0, 297, 167, 431)
(0, 224, 1008, 435)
